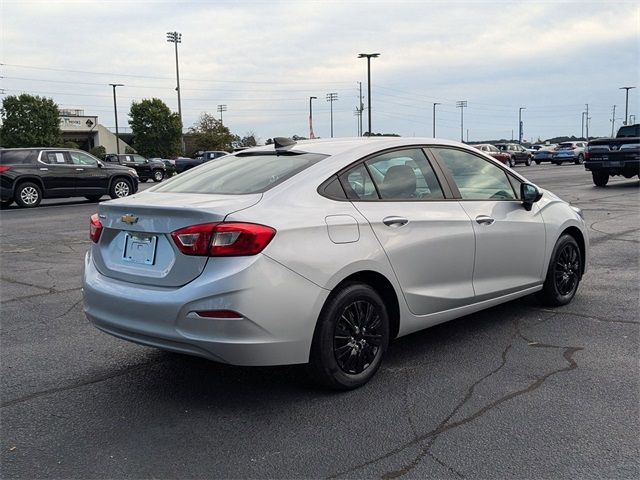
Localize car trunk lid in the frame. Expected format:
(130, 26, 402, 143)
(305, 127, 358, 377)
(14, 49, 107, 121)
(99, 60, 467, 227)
(92, 192, 262, 287)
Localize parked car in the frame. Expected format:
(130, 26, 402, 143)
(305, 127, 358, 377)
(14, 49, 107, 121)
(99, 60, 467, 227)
(472, 144, 511, 165)
(0, 148, 138, 208)
(551, 141, 587, 165)
(585, 124, 640, 186)
(532, 144, 558, 164)
(175, 151, 229, 174)
(83, 137, 588, 390)
(495, 143, 532, 167)
(150, 158, 177, 178)
(103, 154, 166, 182)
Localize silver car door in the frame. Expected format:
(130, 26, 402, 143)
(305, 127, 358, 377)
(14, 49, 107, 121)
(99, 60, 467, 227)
(431, 147, 546, 298)
(340, 148, 476, 316)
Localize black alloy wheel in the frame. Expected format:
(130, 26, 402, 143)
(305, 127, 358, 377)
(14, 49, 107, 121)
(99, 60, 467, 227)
(537, 234, 582, 306)
(309, 283, 389, 390)
(333, 300, 384, 375)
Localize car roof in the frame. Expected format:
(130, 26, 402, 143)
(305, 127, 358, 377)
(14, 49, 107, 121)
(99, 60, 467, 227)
(244, 137, 469, 158)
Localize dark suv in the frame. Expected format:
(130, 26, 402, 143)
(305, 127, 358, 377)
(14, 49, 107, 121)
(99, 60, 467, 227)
(104, 154, 166, 182)
(0, 148, 139, 208)
(495, 143, 532, 167)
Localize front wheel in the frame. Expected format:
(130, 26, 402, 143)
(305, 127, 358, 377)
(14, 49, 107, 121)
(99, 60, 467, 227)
(308, 283, 390, 390)
(509, 157, 516, 167)
(535, 160, 541, 165)
(153, 170, 164, 182)
(575, 154, 584, 165)
(109, 178, 132, 199)
(537, 234, 582, 307)
(592, 171, 609, 187)
(525, 157, 532, 166)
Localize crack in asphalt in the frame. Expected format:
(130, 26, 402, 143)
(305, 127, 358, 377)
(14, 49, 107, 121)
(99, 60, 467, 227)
(588, 226, 640, 246)
(0, 359, 164, 409)
(328, 314, 583, 479)
(536, 308, 640, 325)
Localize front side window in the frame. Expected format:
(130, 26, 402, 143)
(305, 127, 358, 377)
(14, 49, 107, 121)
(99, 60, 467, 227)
(69, 151, 98, 166)
(433, 148, 517, 200)
(132, 155, 147, 163)
(153, 152, 327, 194)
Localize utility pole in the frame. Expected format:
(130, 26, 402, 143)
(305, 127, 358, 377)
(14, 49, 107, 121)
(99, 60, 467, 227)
(581, 112, 585, 139)
(357, 82, 364, 137)
(358, 53, 380, 135)
(354, 109, 361, 136)
(326, 92, 338, 138)
(166, 31, 184, 153)
(585, 103, 590, 140)
(466, 128, 469, 143)
(518, 107, 526, 144)
(217, 104, 227, 123)
(109, 83, 124, 155)
(611, 105, 617, 137)
(432, 102, 440, 137)
(456, 101, 467, 142)
(309, 96, 317, 139)
(619, 86, 636, 125)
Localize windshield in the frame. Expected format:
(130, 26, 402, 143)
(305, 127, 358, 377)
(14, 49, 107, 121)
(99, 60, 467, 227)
(152, 152, 327, 194)
(616, 125, 639, 138)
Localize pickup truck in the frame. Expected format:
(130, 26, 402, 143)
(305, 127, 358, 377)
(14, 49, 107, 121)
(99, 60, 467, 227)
(175, 150, 228, 174)
(103, 154, 166, 182)
(585, 124, 640, 186)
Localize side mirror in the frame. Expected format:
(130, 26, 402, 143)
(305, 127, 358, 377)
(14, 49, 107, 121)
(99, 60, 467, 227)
(521, 183, 542, 211)
(144, 159, 149, 163)
(97, 161, 104, 168)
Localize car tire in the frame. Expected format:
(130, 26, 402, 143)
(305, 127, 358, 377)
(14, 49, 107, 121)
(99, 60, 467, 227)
(308, 282, 390, 390)
(575, 154, 584, 165)
(535, 160, 541, 165)
(537, 234, 582, 307)
(109, 178, 133, 199)
(525, 157, 532, 166)
(553, 161, 561, 165)
(85, 195, 103, 202)
(592, 171, 609, 187)
(509, 157, 516, 167)
(15, 182, 42, 208)
(153, 170, 164, 182)
(0, 198, 13, 208)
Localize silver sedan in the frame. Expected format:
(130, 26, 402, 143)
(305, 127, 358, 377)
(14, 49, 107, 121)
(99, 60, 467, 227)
(83, 137, 589, 389)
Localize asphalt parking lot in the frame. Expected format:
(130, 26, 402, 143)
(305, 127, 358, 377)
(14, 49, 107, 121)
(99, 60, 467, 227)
(1, 165, 638, 479)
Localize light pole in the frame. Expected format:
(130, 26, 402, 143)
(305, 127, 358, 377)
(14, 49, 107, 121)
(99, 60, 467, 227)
(358, 53, 380, 135)
(109, 83, 124, 155)
(456, 100, 467, 142)
(518, 107, 526, 144)
(327, 93, 338, 138)
(309, 96, 317, 139)
(166, 31, 184, 152)
(217, 104, 227, 123)
(432, 102, 440, 137)
(619, 86, 636, 125)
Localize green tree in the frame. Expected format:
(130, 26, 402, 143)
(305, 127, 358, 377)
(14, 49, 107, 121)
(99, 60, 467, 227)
(89, 145, 107, 159)
(189, 113, 234, 152)
(240, 131, 258, 147)
(128, 98, 182, 158)
(0, 94, 62, 147)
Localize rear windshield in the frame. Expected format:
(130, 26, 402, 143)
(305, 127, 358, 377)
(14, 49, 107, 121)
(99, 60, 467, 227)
(153, 152, 327, 194)
(0, 150, 37, 165)
(616, 125, 639, 138)
(558, 143, 573, 148)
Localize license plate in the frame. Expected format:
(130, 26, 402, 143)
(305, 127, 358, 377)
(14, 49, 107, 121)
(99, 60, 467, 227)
(123, 233, 157, 265)
(610, 161, 622, 167)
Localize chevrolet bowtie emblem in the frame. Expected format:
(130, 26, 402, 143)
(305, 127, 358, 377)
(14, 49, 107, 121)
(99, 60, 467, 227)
(121, 214, 138, 225)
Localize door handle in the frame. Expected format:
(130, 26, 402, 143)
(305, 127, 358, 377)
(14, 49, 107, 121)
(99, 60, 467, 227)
(475, 215, 495, 225)
(383, 216, 409, 227)
(75, 168, 85, 171)
(39, 168, 49, 171)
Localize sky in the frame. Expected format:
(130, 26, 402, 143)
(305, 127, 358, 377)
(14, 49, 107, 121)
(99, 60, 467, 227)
(1, 0, 639, 144)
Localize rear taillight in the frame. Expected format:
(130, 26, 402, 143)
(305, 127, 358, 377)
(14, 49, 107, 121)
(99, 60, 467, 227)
(0, 166, 12, 173)
(89, 214, 103, 243)
(171, 222, 276, 257)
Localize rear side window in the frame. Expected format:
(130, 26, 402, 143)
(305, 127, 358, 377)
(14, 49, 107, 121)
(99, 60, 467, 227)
(41, 151, 69, 165)
(617, 125, 639, 138)
(153, 152, 327, 194)
(0, 150, 37, 164)
(339, 164, 377, 200)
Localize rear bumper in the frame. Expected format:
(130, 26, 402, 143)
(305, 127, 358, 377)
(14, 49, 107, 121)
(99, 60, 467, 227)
(584, 159, 640, 175)
(83, 251, 330, 366)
